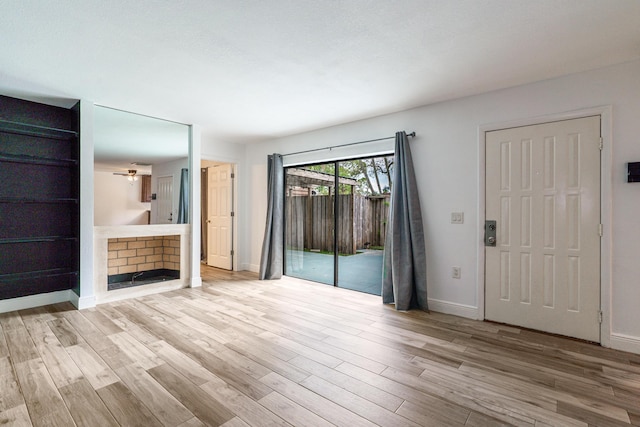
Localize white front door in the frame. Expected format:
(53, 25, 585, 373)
(485, 116, 601, 342)
(207, 164, 233, 270)
(156, 176, 173, 224)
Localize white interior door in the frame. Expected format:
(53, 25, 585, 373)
(207, 164, 233, 270)
(485, 116, 601, 342)
(156, 176, 173, 224)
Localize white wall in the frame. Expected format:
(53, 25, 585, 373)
(150, 158, 188, 224)
(243, 59, 640, 353)
(94, 171, 151, 225)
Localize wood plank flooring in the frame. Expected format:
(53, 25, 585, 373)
(1, 265, 639, 426)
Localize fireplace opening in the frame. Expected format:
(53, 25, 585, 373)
(107, 235, 180, 291)
(107, 268, 180, 291)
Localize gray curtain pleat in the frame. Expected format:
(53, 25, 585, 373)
(259, 154, 284, 280)
(201, 168, 208, 260)
(382, 132, 428, 310)
(177, 168, 189, 224)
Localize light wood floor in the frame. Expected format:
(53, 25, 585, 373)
(1, 266, 639, 426)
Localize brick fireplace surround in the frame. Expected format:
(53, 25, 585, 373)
(107, 235, 180, 276)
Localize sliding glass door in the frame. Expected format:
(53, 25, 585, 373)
(284, 155, 393, 296)
(284, 163, 335, 285)
(336, 157, 391, 295)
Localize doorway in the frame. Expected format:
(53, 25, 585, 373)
(284, 155, 393, 295)
(201, 162, 235, 270)
(484, 116, 601, 342)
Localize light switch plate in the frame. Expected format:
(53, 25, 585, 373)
(451, 212, 464, 224)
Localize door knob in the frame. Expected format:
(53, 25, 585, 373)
(485, 220, 497, 246)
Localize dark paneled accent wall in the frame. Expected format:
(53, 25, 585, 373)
(0, 95, 80, 300)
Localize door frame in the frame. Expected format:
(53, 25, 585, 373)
(477, 106, 612, 347)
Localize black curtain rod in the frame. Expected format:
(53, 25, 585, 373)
(283, 131, 415, 157)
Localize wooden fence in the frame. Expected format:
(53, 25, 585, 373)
(286, 194, 389, 255)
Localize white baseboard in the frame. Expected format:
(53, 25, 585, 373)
(239, 263, 251, 271)
(428, 298, 479, 320)
(609, 333, 640, 355)
(190, 277, 203, 288)
(0, 290, 74, 313)
(69, 292, 96, 310)
(248, 263, 260, 273)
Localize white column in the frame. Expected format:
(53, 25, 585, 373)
(76, 100, 96, 308)
(189, 124, 202, 288)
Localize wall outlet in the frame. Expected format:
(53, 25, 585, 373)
(452, 267, 461, 279)
(451, 212, 464, 224)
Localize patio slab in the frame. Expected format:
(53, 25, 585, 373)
(285, 249, 383, 295)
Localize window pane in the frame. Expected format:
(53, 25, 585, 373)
(284, 164, 335, 285)
(336, 156, 393, 295)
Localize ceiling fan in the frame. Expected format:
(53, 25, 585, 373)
(113, 169, 139, 181)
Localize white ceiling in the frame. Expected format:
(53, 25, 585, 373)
(1, 0, 640, 148)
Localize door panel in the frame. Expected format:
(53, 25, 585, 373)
(285, 163, 335, 285)
(485, 116, 601, 342)
(336, 157, 391, 296)
(207, 164, 233, 270)
(156, 176, 173, 224)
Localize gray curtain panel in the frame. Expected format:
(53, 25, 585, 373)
(259, 154, 284, 280)
(177, 168, 189, 224)
(382, 132, 428, 310)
